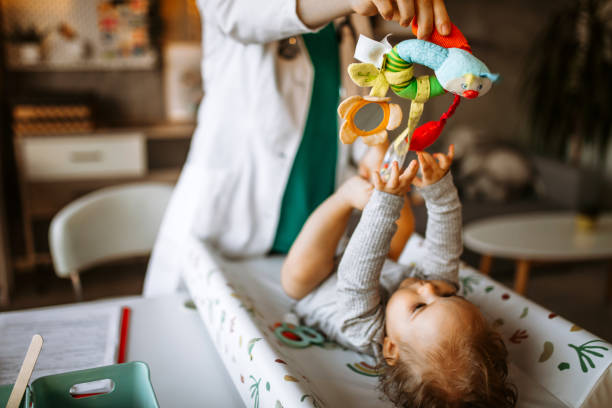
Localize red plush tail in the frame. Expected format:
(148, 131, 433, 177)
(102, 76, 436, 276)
(409, 95, 461, 151)
(411, 20, 471, 53)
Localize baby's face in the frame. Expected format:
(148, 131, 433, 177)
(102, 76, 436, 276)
(384, 278, 484, 356)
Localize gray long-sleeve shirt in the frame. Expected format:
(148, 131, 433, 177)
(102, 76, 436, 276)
(294, 172, 462, 358)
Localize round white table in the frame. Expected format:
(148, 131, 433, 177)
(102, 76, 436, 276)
(463, 212, 612, 296)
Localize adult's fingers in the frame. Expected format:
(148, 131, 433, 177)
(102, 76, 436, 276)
(432, 0, 451, 35)
(390, 5, 401, 23)
(395, 0, 415, 27)
(373, 0, 394, 20)
(415, 0, 434, 39)
(351, 1, 378, 16)
(412, 175, 423, 188)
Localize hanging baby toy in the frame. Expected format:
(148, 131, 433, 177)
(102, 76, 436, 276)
(338, 21, 499, 179)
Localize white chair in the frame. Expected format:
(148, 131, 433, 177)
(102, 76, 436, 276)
(49, 182, 173, 300)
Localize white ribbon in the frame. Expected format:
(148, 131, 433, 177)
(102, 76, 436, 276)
(353, 34, 392, 69)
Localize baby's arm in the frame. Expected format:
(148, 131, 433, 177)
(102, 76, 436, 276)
(358, 142, 415, 261)
(281, 176, 373, 300)
(336, 162, 418, 345)
(413, 147, 463, 287)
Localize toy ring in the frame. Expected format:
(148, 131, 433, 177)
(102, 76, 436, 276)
(274, 323, 325, 348)
(338, 96, 402, 146)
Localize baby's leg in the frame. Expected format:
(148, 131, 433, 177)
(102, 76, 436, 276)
(281, 179, 366, 300)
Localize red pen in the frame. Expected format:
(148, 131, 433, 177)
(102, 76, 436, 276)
(117, 306, 131, 364)
(74, 307, 131, 399)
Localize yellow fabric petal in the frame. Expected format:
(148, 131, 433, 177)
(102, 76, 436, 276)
(347, 63, 380, 87)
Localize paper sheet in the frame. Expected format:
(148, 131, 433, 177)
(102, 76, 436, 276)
(0, 306, 121, 385)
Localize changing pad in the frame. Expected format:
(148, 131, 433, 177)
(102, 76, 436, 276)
(180, 234, 612, 408)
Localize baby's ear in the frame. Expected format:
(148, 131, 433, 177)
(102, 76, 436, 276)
(383, 337, 399, 366)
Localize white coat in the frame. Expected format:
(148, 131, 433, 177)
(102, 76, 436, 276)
(144, 0, 368, 296)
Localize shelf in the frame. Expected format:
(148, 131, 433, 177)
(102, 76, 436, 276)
(16, 123, 196, 140)
(95, 123, 195, 140)
(7, 55, 158, 72)
(142, 123, 196, 140)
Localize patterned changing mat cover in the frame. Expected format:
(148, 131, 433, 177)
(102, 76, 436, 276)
(181, 234, 612, 408)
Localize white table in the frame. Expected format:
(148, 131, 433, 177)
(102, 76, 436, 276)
(1, 294, 244, 407)
(463, 212, 612, 296)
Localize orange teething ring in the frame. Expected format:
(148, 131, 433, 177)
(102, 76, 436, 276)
(346, 100, 391, 136)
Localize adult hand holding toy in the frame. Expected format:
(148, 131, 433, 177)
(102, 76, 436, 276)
(298, 0, 450, 37)
(348, 0, 451, 35)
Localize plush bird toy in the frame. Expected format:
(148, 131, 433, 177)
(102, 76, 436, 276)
(337, 21, 498, 178)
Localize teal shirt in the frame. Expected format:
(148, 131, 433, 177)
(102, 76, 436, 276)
(271, 24, 340, 253)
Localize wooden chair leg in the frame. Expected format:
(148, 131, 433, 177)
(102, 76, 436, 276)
(514, 259, 531, 295)
(605, 262, 612, 304)
(70, 272, 83, 301)
(479, 254, 492, 275)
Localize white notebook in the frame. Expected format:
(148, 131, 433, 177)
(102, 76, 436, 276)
(0, 305, 121, 385)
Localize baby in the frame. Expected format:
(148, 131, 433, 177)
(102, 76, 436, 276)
(281, 146, 517, 407)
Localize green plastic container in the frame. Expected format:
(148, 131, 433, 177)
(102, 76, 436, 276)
(1, 362, 158, 408)
(0, 383, 29, 408)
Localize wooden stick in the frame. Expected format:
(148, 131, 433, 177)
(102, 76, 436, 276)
(5, 334, 43, 408)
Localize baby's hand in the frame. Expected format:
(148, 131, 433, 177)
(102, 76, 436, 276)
(412, 144, 454, 188)
(358, 141, 389, 181)
(372, 159, 419, 196)
(337, 175, 374, 210)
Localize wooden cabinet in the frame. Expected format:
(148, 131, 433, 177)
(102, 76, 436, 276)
(13, 123, 193, 270)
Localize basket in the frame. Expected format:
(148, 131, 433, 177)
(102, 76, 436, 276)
(0, 362, 158, 408)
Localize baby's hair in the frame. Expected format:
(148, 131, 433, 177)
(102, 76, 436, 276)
(377, 324, 517, 408)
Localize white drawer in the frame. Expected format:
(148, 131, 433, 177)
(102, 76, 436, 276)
(20, 133, 146, 181)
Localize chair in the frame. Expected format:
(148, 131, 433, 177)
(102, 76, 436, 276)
(49, 182, 173, 300)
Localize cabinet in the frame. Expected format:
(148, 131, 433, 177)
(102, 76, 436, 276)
(13, 123, 193, 270)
